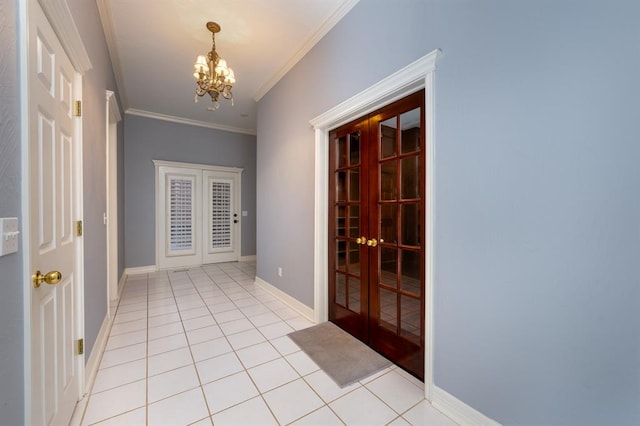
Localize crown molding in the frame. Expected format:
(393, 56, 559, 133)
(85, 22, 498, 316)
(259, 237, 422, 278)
(96, 0, 128, 109)
(253, 0, 360, 102)
(126, 108, 257, 136)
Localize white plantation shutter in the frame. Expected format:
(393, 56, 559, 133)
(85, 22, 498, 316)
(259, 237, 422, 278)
(162, 171, 199, 262)
(210, 180, 232, 249)
(203, 171, 240, 264)
(169, 177, 194, 251)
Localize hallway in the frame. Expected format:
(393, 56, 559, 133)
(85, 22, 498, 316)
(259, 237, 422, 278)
(74, 262, 455, 425)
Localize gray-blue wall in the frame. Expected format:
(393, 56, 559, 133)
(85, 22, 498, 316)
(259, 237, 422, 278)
(0, 0, 24, 422)
(124, 114, 257, 268)
(256, 0, 640, 424)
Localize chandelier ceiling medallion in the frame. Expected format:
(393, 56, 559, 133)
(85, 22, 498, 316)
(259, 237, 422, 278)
(193, 21, 235, 111)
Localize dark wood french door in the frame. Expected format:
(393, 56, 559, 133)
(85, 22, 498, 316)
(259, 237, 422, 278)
(329, 91, 425, 379)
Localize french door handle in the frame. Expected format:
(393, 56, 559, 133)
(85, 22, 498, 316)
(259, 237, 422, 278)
(367, 238, 378, 247)
(356, 236, 367, 245)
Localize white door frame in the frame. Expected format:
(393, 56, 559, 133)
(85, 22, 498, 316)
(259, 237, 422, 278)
(19, 0, 92, 423)
(310, 49, 441, 400)
(154, 160, 243, 269)
(106, 90, 121, 306)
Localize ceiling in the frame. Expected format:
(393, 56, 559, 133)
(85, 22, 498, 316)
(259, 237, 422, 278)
(97, 0, 359, 135)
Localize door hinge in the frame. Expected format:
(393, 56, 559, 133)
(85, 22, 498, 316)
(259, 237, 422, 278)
(77, 338, 84, 355)
(74, 100, 82, 117)
(76, 220, 83, 236)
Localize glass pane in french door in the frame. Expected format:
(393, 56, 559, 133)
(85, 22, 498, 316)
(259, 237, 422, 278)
(329, 124, 368, 342)
(370, 96, 425, 380)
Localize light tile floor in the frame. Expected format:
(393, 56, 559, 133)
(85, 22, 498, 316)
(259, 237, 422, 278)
(77, 262, 456, 425)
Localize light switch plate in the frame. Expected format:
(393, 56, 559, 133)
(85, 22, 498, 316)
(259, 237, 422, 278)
(0, 217, 19, 256)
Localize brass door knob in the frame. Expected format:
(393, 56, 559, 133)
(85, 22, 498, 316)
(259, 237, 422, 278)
(356, 236, 367, 245)
(367, 238, 378, 247)
(32, 270, 62, 288)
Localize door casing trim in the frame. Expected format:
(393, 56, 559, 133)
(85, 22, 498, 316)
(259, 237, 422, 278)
(106, 90, 121, 306)
(310, 49, 441, 400)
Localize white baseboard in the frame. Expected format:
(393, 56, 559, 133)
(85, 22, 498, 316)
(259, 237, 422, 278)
(83, 313, 114, 396)
(124, 265, 156, 275)
(240, 255, 256, 262)
(431, 386, 500, 426)
(117, 269, 127, 298)
(254, 276, 314, 322)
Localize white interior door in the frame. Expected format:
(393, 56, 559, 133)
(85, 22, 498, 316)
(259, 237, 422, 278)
(29, 2, 82, 424)
(202, 170, 240, 264)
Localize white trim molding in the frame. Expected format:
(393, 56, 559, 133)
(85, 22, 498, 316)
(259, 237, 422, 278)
(124, 265, 157, 276)
(69, 311, 112, 426)
(126, 108, 257, 136)
(152, 160, 244, 174)
(37, 0, 92, 73)
(106, 90, 121, 307)
(255, 277, 315, 322)
(240, 255, 257, 262)
(107, 90, 122, 122)
(96, 0, 128, 108)
(253, 0, 360, 101)
(117, 268, 127, 298)
(432, 386, 501, 426)
(82, 314, 112, 396)
(309, 49, 441, 401)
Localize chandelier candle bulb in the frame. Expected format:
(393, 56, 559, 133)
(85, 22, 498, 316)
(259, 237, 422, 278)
(193, 21, 235, 109)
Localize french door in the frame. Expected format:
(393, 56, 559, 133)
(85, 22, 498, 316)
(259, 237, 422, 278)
(155, 161, 242, 269)
(329, 91, 425, 379)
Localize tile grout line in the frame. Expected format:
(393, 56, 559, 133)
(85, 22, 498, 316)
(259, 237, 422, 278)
(145, 271, 150, 426)
(199, 264, 284, 424)
(79, 273, 149, 425)
(178, 267, 218, 423)
(88, 262, 439, 426)
(198, 265, 277, 423)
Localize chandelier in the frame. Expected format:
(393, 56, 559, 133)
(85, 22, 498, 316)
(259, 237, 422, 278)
(193, 21, 235, 111)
